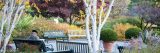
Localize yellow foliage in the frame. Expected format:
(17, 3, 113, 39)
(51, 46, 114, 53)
(32, 18, 83, 36)
(16, 0, 25, 5)
(16, 0, 30, 9)
(25, 0, 30, 9)
(114, 23, 137, 40)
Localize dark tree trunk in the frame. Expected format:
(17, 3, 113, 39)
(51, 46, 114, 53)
(140, 17, 143, 30)
(144, 22, 149, 31)
(69, 15, 72, 25)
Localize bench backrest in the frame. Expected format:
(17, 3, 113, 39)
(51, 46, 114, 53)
(51, 50, 74, 53)
(67, 30, 85, 36)
(13, 39, 47, 52)
(67, 30, 86, 40)
(56, 41, 89, 53)
(68, 30, 85, 35)
(44, 31, 67, 39)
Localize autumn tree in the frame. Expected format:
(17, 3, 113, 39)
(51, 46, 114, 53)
(28, 0, 85, 24)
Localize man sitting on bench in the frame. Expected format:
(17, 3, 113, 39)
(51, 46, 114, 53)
(13, 39, 47, 52)
(28, 30, 40, 40)
(27, 30, 46, 52)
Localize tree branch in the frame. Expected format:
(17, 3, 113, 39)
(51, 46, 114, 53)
(97, 0, 104, 40)
(84, 0, 93, 52)
(100, 0, 115, 29)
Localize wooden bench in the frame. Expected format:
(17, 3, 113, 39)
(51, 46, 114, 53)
(67, 30, 86, 40)
(48, 50, 74, 53)
(13, 39, 75, 53)
(13, 39, 47, 52)
(44, 31, 68, 41)
(56, 41, 89, 53)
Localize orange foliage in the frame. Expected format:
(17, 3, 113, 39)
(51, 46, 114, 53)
(113, 23, 137, 40)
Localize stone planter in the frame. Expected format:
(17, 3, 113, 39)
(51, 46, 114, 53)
(103, 41, 114, 52)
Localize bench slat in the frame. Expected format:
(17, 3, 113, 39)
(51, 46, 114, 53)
(44, 31, 68, 40)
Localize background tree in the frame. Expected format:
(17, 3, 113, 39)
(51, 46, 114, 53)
(129, 0, 160, 30)
(0, 0, 25, 53)
(111, 0, 131, 18)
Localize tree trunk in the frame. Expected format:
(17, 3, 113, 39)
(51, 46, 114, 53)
(140, 17, 144, 30)
(0, 36, 1, 48)
(1, 33, 11, 53)
(0, 0, 25, 53)
(69, 15, 72, 25)
(144, 22, 149, 31)
(85, 2, 93, 52)
(83, 0, 115, 53)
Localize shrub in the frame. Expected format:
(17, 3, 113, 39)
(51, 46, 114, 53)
(125, 28, 142, 39)
(58, 18, 64, 23)
(114, 23, 137, 40)
(100, 28, 117, 42)
(12, 14, 35, 38)
(16, 14, 35, 30)
(74, 22, 83, 27)
(103, 17, 143, 29)
(126, 18, 143, 28)
(116, 18, 142, 28)
(102, 21, 116, 29)
(154, 31, 160, 35)
(49, 17, 64, 23)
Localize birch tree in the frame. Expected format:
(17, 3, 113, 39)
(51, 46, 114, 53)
(0, 0, 25, 53)
(83, 0, 115, 53)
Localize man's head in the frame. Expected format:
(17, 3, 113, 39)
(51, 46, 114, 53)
(32, 30, 38, 33)
(32, 30, 38, 35)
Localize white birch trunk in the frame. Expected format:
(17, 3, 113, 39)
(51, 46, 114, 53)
(84, 0, 115, 53)
(0, 0, 25, 53)
(84, 0, 93, 52)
